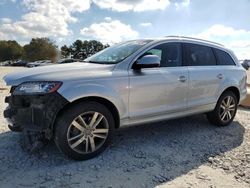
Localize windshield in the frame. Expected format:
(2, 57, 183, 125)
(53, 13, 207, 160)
(85, 40, 152, 64)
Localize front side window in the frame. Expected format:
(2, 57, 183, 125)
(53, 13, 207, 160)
(85, 40, 152, 64)
(146, 48, 163, 59)
(213, 48, 236, 65)
(184, 43, 216, 66)
(139, 43, 182, 67)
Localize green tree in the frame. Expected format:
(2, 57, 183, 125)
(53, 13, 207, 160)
(23, 38, 57, 61)
(70, 40, 83, 59)
(0, 40, 23, 61)
(60, 45, 71, 58)
(69, 40, 109, 59)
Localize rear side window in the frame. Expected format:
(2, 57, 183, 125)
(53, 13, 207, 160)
(184, 43, 216, 66)
(213, 49, 236, 65)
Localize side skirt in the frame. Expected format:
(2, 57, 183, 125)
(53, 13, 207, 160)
(120, 103, 216, 127)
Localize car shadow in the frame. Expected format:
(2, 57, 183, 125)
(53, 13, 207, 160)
(239, 106, 250, 112)
(0, 115, 245, 187)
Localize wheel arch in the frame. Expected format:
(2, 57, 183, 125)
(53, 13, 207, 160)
(220, 86, 240, 104)
(52, 96, 121, 134)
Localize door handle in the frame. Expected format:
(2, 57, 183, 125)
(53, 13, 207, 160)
(217, 74, 223, 79)
(178, 75, 187, 82)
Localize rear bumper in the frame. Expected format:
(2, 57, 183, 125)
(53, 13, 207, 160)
(239, 86, 248, 104)
(240, 84, 250, 107)
(4, 92, 68, 138)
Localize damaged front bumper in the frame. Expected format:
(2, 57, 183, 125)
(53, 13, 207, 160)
(4, 88, 68, 139)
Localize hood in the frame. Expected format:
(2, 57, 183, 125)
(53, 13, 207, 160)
(3, 62, 115, 86)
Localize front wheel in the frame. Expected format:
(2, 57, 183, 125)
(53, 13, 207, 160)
(207, 91, 238, 126)
(54, 101, 115, 160)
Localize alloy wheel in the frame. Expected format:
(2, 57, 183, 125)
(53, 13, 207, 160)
(67, 111, 109, 154)
(219, 96, 236, 122)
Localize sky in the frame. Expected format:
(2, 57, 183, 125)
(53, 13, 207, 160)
(0, 0, 250, 59)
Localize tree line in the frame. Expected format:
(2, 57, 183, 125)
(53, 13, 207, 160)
(61, 40, 109, 59)
(0, 38, 109, 62)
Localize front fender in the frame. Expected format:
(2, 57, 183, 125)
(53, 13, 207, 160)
(57, 82, 128, 119)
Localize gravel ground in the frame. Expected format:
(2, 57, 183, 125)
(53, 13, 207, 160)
(0, 67, 249, 188)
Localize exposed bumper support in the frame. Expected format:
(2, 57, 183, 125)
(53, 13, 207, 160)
(4, 92, 68, 139)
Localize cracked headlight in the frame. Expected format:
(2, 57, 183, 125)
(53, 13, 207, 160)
(13, 81, 62, 95)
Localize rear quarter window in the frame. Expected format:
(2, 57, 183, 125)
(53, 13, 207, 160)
(184, 43, 216, 66)
(213, 48, 236, 66)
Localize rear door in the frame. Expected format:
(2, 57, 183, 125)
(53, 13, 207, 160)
(183, 43, 223, 109)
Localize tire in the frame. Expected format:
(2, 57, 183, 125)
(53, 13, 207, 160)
(207, 91, 238, 126)
(54, 101, 115, 160)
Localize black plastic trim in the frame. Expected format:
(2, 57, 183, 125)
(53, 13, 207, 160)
(4, 92, 68, 138)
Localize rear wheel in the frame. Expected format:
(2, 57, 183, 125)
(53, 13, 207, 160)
(54, 101, 115, 160)
(207, 91, 238, 126)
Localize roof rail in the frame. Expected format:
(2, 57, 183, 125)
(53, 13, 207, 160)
(165, 35, 224, 47)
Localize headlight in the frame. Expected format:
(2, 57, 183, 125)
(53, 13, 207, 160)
(13, 81, 62, 95)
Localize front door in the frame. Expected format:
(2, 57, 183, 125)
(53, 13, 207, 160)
(129, 42, 188, 120)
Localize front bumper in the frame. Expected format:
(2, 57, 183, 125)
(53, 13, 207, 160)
(4, 91, 68, 138)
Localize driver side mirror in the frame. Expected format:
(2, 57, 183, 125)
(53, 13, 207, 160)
(133, 55, 160, 69)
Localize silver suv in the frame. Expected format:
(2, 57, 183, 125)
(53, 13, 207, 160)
(3, 36, 247, 160)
